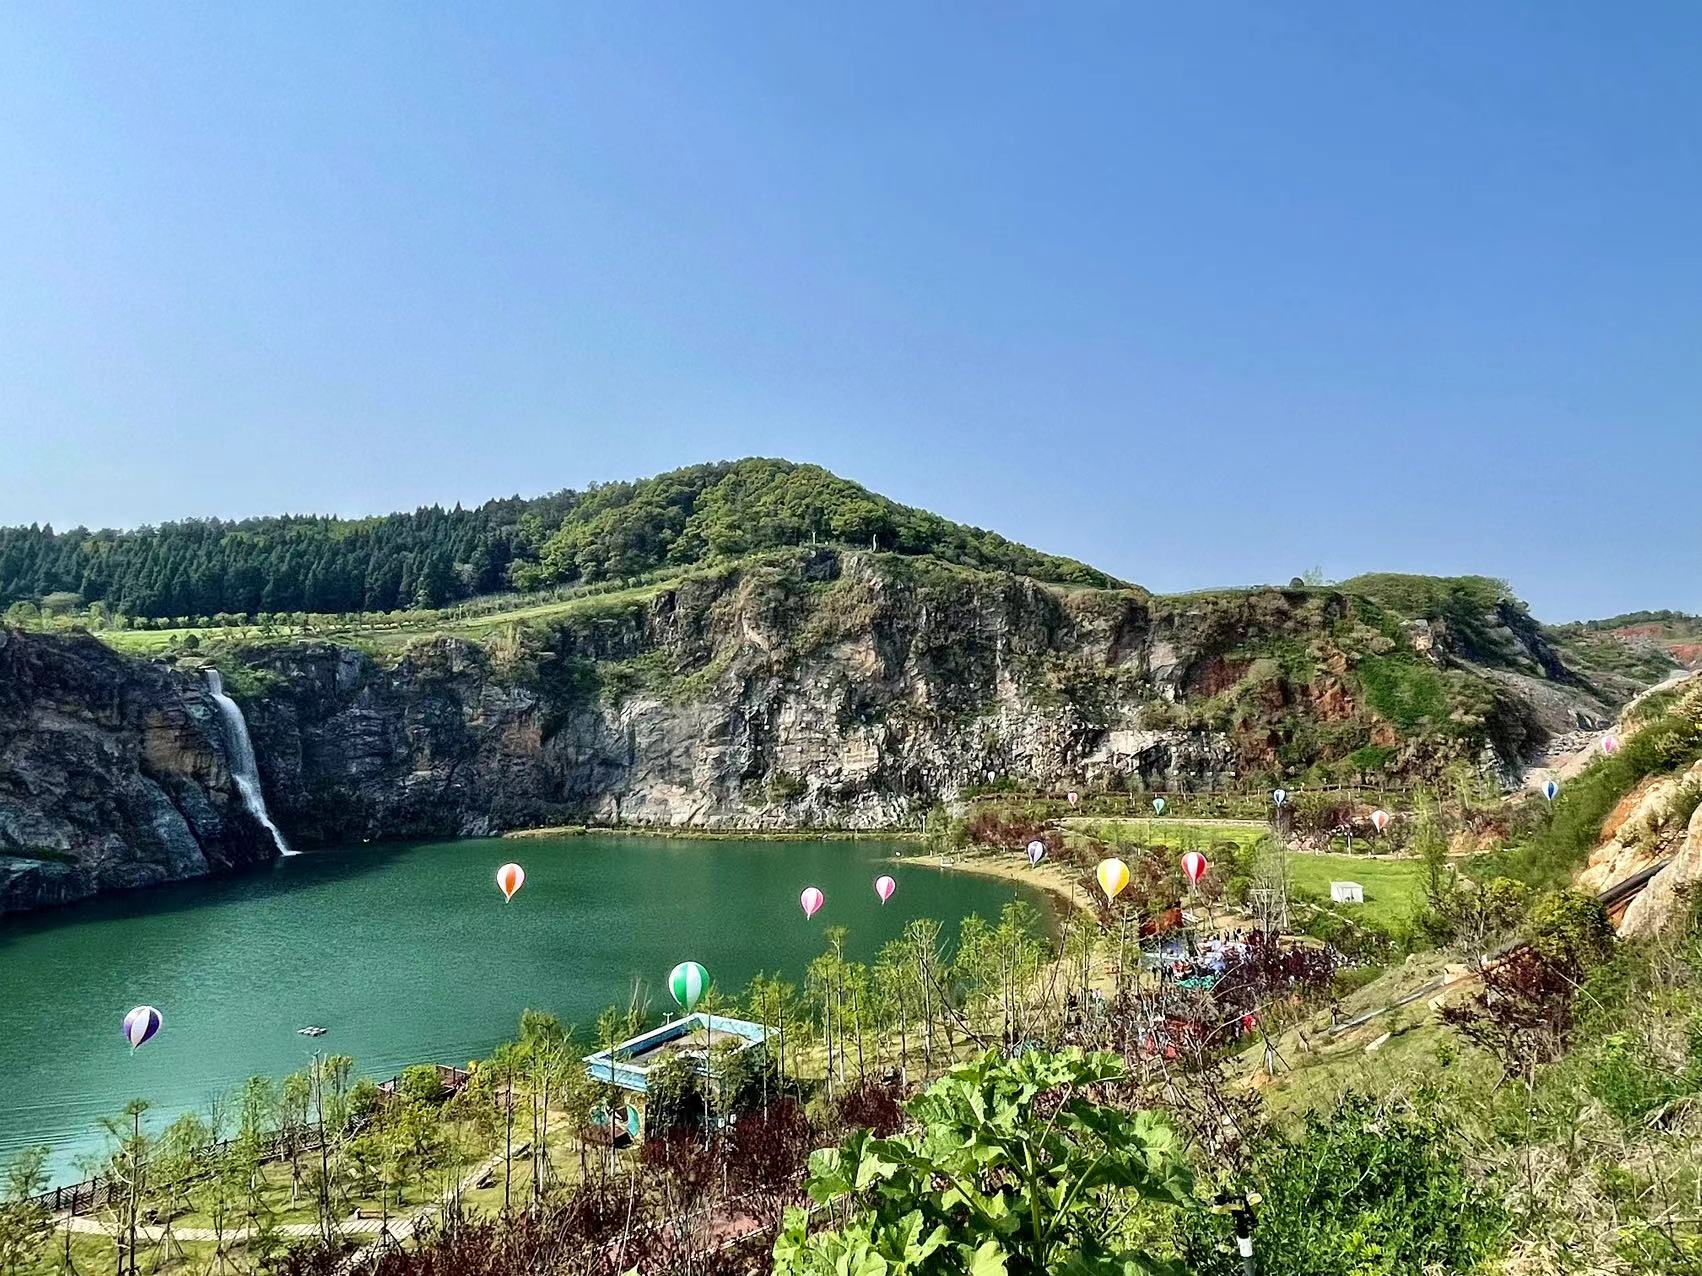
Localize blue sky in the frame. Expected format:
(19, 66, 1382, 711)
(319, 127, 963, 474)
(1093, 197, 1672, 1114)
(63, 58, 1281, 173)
(1, 4, 1696, 621)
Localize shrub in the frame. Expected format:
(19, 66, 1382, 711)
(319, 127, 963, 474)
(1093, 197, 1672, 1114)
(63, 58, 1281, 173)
(1180, 1094, 1508, 1276)
(776, 1049, 1193, 1276)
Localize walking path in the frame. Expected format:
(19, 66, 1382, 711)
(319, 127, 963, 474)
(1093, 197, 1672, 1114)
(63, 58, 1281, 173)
(51, 1146, 510, 1261)
(55, 1214, 388, 1242)
(331, 1146, 510, 1272)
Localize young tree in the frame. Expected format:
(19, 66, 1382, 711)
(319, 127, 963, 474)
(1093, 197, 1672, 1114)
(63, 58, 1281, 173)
(306, 1053, 355, 1244)
(87, 1099, 152, 1276)
(280, 1070, 312, 1205)
(153, 1112, 213, 1222)
(0, 1147, 52, 1276)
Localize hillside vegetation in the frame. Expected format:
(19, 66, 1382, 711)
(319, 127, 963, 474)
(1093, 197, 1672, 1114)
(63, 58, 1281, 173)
(0, 458, 1119, 622)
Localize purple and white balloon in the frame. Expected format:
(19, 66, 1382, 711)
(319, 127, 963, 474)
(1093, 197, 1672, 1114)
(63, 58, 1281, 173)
(122, 1006, 162, 1052)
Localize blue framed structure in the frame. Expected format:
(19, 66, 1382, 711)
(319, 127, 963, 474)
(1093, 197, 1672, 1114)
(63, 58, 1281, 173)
(582, 1012, 777, 1140)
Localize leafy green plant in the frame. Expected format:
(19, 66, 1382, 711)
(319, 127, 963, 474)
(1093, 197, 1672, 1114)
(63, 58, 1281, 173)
(1180, 1094, 1508, 1275)
(774, 1048, 1193, 1276)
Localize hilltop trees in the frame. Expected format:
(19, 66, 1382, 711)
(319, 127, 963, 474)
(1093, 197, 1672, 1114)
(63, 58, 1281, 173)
(0, 460, 1115, 620)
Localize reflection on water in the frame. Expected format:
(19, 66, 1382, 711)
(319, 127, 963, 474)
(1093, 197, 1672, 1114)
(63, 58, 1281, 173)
(0, 834, 1045, 1183)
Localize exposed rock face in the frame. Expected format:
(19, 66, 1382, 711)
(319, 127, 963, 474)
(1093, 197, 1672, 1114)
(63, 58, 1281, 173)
(1577, 762, 1702, 897)
(1580, 675, 1702, 937)
(0, 551, 1623, 913)
(240, 554, 1247, 841)
(237, 552, 1602, 845)
(0, 629, 277, 912)
(1618, 768, 1702, 939)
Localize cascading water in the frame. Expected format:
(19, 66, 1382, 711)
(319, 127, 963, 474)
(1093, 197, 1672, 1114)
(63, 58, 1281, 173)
(204, 669, 295, 857)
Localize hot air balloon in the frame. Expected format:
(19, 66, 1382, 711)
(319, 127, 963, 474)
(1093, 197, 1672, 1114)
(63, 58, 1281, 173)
(1181, 851, 1208, 887)
(800, 887, 824, 920)
(1272, 788, 1287, 807)
(1370, 809, 1390, 833)
(1543, 779, 1559, 802)
(1602, 734, 1619, 756)
(1027, 839, 1046, 867)
(668, 961, 709, 1013)
(1152, 797, 1166, 816)
(1067, 791, 1079, 808)
(496, 863, 525, 902)
(1097, 858, 1130, 902)
(874, 875, 896, 904)
(122, 1006, 162, 1052)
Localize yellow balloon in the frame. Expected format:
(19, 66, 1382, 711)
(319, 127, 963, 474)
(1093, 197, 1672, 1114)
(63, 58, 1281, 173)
(1096, 857, 1130, 902)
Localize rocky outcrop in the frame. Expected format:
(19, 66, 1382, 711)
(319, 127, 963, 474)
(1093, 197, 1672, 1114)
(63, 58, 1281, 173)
(239, 553, 1241, 841)
(1618, 772, 1702, 939)
(0, 629, 278, 912)
(1577, 674, 1702, 937)
(1, 551, 1626, 913)
(1576, 761, 1702, 897)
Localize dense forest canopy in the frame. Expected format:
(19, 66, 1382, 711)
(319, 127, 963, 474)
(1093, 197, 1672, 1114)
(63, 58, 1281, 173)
(0, 459, 1120, 619)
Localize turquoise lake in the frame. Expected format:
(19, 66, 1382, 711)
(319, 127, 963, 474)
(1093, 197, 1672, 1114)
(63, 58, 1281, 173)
(0, 835, 1047, 1182)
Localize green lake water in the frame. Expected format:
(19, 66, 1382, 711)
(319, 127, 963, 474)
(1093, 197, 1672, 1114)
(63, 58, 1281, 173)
(0, 835, 1046, 1183)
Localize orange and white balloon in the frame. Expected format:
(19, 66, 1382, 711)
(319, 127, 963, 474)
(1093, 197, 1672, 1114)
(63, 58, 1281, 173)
(1181, 851, 1208, 886)
(496, 862, 525, 902)
(1096, 858, 1130, 902)
(800, 886, 825, 919)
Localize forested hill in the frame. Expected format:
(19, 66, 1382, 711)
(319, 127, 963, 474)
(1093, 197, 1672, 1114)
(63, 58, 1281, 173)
(0, 459, 1121, 620)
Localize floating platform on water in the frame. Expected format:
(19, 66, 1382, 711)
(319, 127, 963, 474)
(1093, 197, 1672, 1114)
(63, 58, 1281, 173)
(297, 1026, 328, 1037)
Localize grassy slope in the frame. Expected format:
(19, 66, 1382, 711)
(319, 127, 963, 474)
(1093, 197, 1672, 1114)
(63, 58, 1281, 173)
(1282, 853, 1427, 928)
(1066, 817, 1428, 928)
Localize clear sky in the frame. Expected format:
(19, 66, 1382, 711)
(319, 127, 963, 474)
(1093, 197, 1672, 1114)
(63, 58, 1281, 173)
(1, 4, 1696, 621)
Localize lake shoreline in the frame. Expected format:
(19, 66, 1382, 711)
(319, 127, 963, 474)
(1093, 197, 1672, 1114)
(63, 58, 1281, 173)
(503, 824, 924, 843)
(892, 845, 1093, 920)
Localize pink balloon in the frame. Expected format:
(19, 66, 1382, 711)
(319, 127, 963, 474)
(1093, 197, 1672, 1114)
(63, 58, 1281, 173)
(1067, 791, 1079, 807)
(800, 886, 824, 919)
(1370, 809, 1390, 833)
(1601, 734, 1619, 755)
(874, 875, 895, 904)
(1181, 851, 1208, 885)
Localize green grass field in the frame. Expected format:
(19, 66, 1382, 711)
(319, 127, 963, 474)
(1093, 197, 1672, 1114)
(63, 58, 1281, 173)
(1282, 852, 1426, 927)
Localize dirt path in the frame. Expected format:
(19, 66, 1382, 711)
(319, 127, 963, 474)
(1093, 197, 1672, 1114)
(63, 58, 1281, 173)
(1522, 669, 1698, 790)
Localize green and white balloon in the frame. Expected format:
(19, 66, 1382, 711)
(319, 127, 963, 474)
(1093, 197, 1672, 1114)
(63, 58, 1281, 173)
(668, 961, 710, 1012)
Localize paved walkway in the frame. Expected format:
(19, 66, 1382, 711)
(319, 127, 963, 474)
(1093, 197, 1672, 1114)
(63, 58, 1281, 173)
(52, 1146, 510, 1258)
(56, 1214, 387, 1242)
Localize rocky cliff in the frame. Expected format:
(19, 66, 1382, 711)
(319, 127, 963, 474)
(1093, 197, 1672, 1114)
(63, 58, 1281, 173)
(1, 550, 1627, 913)
(0, 628, 278, 911)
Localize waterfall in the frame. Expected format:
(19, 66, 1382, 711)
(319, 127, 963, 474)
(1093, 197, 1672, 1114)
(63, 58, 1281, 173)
(204, 669, 295, 857)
